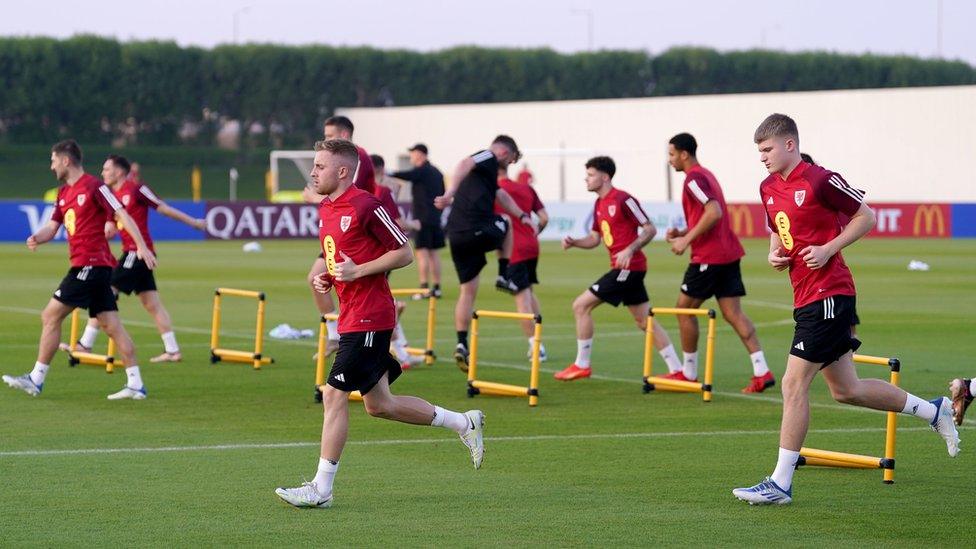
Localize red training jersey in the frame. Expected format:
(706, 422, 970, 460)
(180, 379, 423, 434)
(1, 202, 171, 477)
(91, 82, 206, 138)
(681, 165, 744, 265)
(590, 187, 650, 272)
(496, 176, 544, 263)
(760, 162, 863, 308)
(353, 146, 376, 195)
(50, 174, 123, 268)
(319, 187, 409, 334)
(114, 179, 163, 253)
(374, 184, 401, 221)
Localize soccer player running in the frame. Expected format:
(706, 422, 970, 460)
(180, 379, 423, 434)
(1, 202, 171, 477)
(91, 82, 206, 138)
(733, 114, 959, 505)
(496, 165, 549, 362)
(303, 116, 376, 356)
(3, 140, 156, 400)
(389, 143, 446, 298)
(434, 135, 534, 372)
(62, 155, 206, 361)
(665, 133, 774, 393)
(275, 139, 484, 509)
(556, 156, 683, 381)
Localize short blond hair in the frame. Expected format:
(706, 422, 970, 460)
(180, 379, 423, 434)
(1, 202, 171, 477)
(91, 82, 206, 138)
(754, 113, 799, 144)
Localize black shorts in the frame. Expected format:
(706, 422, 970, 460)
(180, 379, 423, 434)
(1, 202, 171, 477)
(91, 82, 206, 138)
(327, 330, 402, 394)
(111, 251, 157, 295)
(588, 269, 649, 307)
(414, 222, 445, 250)
(790, 295, 862, 365)
(53, 266, 118, 316)
(507, 258, 539, 292)
(680, 259, 746, 300)
(448, 217, 508, 284)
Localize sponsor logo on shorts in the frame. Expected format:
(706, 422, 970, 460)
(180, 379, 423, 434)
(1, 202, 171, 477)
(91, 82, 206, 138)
(591, 284, 600, 291)
(794, 341, 805, 351)
(333, 373, 345, 382)
(680, 283, 688, 291)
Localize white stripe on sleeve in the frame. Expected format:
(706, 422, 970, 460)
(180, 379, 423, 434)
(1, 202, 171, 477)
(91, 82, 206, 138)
(687, 181, 710, 205)
(139, 185, 163, 206)
(471, 150, 494, 163)
(98, 185, 123, 211)
(374, 207, 408, 245)
(828, 175, 864, 202)
(624, 198, 649, 224)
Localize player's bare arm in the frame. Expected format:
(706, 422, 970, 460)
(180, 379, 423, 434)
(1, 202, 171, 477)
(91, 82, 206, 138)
(158, 203, 207, 230)
(435, 157, 475, 209)
(615, 222, 655, 269)
(302, 184, 325, 205)
(104, 220, 119, 239)
(563, 231, 601, 250)
(670, 200, 721, 255)
(332, 245, 413, 282)
(495, 188, 529, 223)
(115, 209, 157, 269)
(768, 233, 790, 271)
(800, 202, 876, 270)
(26, 219, 61, 250)
(535, 209, 549, 234)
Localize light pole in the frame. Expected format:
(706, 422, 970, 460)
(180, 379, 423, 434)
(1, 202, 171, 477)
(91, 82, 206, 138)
(936, 0, 943, 57)
(571, 9, 594, 51)
(233, 5, 252, 44)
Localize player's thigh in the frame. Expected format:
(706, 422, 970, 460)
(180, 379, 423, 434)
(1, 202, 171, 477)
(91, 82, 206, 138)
(41, 297, 75, 324)
(782, 353, 823, 394)
(625, 301, 650, 325)
(676, 292, 705, 309)
(819, 351, 860, 392)
(573, 287, 604, 312)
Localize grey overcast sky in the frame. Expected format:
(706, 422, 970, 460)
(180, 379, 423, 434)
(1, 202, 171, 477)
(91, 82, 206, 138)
(2, 0, 974, 65)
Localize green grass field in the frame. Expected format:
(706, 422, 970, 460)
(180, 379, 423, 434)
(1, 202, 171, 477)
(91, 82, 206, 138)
(1, 238, 973, 547)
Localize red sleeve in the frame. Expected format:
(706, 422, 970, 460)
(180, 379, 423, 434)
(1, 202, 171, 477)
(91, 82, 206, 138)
(621, 194, 650, 226)
(378, 187, 400, 220)
(353, 148, 377, 194)
(362, 197, 409, 251)
(51, 188, 65, 224)
(530, 188, 544, 212)
(813, 171, 863, 217)
(94, 182, 124, 216)
(591, 201, 600, 233)
(136, 183, 163, 210)
(685, 174, 716, 205)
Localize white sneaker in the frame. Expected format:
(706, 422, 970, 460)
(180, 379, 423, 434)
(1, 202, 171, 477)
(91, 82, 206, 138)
(732, 477, 793, 505)
(275, 481, 333, 508)
(459, 410, 485, 469)
(2, 373, 42, 396)
(526, 345, 548, 362)
(930, 396, 961, 457)
(107, 386, 147, 400)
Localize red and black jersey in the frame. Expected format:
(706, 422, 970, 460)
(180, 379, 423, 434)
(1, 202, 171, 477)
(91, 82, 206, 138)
(681, 165, 744, 265)
(496, 176, 545, 263)
(591, 187, 650, 272)
(319, 187, 409, 334)
(114, 179, 163, 253)
(50, 174, 122, 267)
(760, 162, 863, 308)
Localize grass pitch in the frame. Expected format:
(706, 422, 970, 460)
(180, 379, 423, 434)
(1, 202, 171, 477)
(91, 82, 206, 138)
(0, 238, 972, 546)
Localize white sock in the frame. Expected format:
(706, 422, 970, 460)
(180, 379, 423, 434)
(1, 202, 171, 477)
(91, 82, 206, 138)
(160, 331, 179, 354)
(970, 379, 976, 395)
(902, 393, 937, 422)
(125, 365, 144, 390)
(29, 361, 49, 385)
(79, 325, 99, 349)
(325, 319, 339, 341)
(393, 323, 407, 346)
(574, 339, 593, 368)
(682, 351, 698, 380)
(751, 350, 770, 376)
(312, 458, 338, 497)
(659, 344, 682, 374)
(770, 447, 799, 490)
(392, 340, 410, 362)
(431, 406, 470, 435)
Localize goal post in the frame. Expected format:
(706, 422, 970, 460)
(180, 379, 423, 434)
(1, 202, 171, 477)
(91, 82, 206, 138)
(269, 150, 315, 203)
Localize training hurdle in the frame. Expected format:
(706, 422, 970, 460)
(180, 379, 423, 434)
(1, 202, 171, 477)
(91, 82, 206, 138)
(64, 309, 123, 373)
(314, 314, 365, 403)
(467, 310, 543, 407)
(209, 287, 273, 369)
(642, 307, 716, 402)
(391, 288, 437, 365)
(797, 354, 900, 484)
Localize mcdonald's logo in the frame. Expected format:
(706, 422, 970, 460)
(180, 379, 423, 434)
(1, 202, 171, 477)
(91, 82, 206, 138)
(913, 205, 946, 236)
(728, 204, 755, 237)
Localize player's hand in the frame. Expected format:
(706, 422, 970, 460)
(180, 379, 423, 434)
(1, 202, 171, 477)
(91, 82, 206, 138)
(665, 228, 681, 241)
(768, 247, 790, 271)
(408, 219, 422, 231)
(333, 251, 360, 282)
(433, 195, 452, 210)
(312, 272, 334, 293)
(614, 248, 634, 269)
(669, 236, 690, 256)
(799, 245, 833, 270)
(193, 218, 207, 231)
(561, 236, 575, 250)
(138, 247, 158, 270)
(26, 235, 38, 251)
(104, 221, 119, 239)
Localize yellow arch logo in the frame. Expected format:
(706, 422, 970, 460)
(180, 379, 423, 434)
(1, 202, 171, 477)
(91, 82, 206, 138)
(913, 205, 945, 236)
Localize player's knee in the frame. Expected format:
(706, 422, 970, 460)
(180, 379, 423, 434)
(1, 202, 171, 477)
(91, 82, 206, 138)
(321, 385, 346, 408)
(634, 317, 647, 331)
(780, 373, 805, 401)
(363, 397, 393, 419)
(571, 297, 589, 317)
(828, 383, 859, 405)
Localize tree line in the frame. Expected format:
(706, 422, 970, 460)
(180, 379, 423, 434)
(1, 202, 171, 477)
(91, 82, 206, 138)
(1, 36, 973, 146)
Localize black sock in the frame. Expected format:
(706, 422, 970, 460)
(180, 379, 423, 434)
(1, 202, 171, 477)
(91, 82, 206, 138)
(498, 258, 510, 278)
(457, 331, 468, 347)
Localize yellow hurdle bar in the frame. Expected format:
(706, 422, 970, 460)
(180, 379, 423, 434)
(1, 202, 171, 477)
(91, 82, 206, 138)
(642, 307, 716, 402)
(467, 309, 542, 407)
(389, 288, 437, 365)
(209, 288, 273, 369)
(314, 315, 373, 404)
(799, 354, 900, 484)
(66, 310, 119, 373)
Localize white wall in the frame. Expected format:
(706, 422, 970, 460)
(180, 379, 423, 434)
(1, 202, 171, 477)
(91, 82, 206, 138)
(341, 85, 976, 204)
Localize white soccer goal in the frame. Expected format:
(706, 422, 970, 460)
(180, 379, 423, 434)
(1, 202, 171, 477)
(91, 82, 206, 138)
(269, 150, 315, 202)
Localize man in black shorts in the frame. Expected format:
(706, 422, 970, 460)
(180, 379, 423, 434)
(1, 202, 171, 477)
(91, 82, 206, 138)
(434, 135, 534, 371)
(390, 143, 446, 298)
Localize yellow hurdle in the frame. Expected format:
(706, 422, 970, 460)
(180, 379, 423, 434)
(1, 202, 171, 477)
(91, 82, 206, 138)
(798, 354, 900, 484)
(390, 288, 437, 365)
(642, 307, 716, 402)
(467, 310, 543, 407)
(65, 309, 123, 373)
(209, 287, 273, 369)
